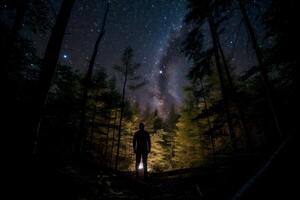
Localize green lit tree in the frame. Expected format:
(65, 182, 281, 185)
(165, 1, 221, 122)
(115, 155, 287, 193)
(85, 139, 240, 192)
(113, 47, 145, 169)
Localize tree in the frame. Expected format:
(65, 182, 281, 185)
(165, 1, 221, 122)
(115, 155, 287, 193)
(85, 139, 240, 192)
(37, 64, 81, 157)
(263, 0, 296, 134)
(148, 129, 174, 172)
(165, 104, 180, 132)
(184, 0, 238, 151)
(31, 0, 75, 155)
(1, 0, 50, 78)
(237, 0, 282, 138)
(113, 47, 145, 169)
(174, 91, 204, 168)
(85, 68, 109, 157)
(186, 66, 216, 158)
(79, 2, 110, 153)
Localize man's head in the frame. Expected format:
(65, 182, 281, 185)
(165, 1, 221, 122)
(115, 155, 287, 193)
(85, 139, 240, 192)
(139, 123, 144, 130)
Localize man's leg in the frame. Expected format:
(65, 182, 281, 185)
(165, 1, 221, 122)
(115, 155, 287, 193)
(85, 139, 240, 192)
(135, 153, 141, 177)
(142, 153, 148, 178)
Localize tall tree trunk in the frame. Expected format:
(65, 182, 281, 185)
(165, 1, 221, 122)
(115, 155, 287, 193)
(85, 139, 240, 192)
(200, 79, 215, 159)
(216, 34, 252, 150)
(110, 109, 118, 167)
(79, 3, 109, 153)
(237, 0, 282, 138)
(208, 14, 237, 152)
(115, 64, 128, 170)
(32, 0, 75, 155)
(104, 115, 111, 160)
(89, 103, 98, 151)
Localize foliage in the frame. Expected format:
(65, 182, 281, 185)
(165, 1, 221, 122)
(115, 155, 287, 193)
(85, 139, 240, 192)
(173, 91, 204, 168)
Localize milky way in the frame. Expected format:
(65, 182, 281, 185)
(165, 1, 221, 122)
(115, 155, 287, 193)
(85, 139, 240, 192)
(27, 0, 188, 117)
(27, 0, 267, 117)
(147, 26, 191, 118)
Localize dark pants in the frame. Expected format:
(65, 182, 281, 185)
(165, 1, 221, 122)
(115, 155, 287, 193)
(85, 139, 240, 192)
(135, 152, 148, 177)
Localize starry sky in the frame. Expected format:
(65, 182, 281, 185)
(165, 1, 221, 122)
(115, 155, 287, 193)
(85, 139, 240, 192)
(56, 0, 189, 117)
(26, 0, 269, 117)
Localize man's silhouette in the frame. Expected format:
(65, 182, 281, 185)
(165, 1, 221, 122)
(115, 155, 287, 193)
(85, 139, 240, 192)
(133, 123, 151, 178)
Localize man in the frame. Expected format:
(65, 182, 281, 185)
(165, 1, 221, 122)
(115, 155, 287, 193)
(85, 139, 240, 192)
(133, 123, 151, 178)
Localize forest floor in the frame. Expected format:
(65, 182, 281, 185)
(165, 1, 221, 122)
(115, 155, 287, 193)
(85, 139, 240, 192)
(17, 154, 264, 200)
(15, 134, 297, 200)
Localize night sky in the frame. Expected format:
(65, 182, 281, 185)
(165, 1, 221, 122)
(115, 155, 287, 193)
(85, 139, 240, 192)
(27, 0, 269, 117)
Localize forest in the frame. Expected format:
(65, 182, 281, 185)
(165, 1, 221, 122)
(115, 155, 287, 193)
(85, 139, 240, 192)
(2, 0, 297, 199)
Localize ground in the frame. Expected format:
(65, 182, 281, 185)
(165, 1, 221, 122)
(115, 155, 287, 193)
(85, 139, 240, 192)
(9, 134, 296, 200)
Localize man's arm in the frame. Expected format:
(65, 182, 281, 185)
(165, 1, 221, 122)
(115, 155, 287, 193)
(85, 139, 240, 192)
(133, 132, 137, 153)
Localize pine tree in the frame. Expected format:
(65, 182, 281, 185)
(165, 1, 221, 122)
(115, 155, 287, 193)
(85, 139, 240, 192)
(184, 0, 238, 151)
(79, 2, 110, 153)
(174, 91, 204, 168)
(31, 0, 75, 155)
(237, 0, 282, 138)
(113, 47, 145, 169)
